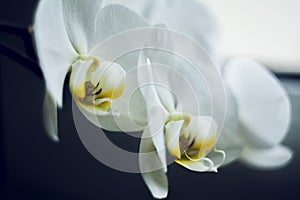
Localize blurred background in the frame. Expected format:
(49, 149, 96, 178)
(0, 0, 299, 199)
(201, 0, 300, 73)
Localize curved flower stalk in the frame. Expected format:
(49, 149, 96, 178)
(222, 58, 293, 169)
(137, 55, 226, 199)
(34, 0, 150, 141)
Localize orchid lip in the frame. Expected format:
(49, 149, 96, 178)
(70, 57, 126, 113)
(165, 114, 226, 172)
(184, 151, 214, 168)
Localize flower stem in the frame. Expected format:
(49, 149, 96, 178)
(0, 42, 42, 78)
(0, 21, 42, 78)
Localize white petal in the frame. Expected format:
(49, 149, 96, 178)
(109, 73, 148, 131)
(223, 58, 292, 147)
(137, 55, 165, 114)
(148, 107, 169, 172)
(216, 86, 243, 165)
(141, 170, 168, 199)
(176, 158, 216, 172)
(137, 56, 170, 113)
(144, 24, 177, 113)
(78, 105, 146, 132)
(139, 126, 168, 199)
(43, 91, 59, 142)
(62, 0, 103, 53)
(217, 148, 241, 167)
(137, 56, 169, 171)
(92, 4, 149, 47)
(103, 0, 220, 61)
(187, 116, 217, 148)
(239, 145, 293, 170)
(165, 56, 225, 129)
(96, 61, 126, 99)
(165, 120, 184, 158)
(206, 148, 226, 170)
(34, 0, 78, 107)
(149, 0, 220, 62)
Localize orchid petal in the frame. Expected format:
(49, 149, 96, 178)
(144, 23, 177, 113)
(147, 0, 220, 61)
(165, 120, 185, 159)
(93, 4, 149, 47)
(165, 53, 224, 125)
(215, 86, 243, 165)
(137, 56, 164, 112)
(43, 91, 59, 142)
(187, 116, 217, 153)
(137, 56, 169, 171)
(176, 158, 216, 172)
(34, 0, 78, 107)
(165, 58, 209, 117)
(79, 106, 146, 132)
(103, 0, 220, 61)
(182, 148, 225, 172)
(91, 61, 126, 100)
(206, 148, 226, 171)
(139, 126, 168, 199)
(223, 58, 292, 148)
(109, 68, 148, 131)
(147, 108, 169, 173)
(239, 145, 293, 169)
(141, 170, 168, 199)
(62, 0, 103, 53)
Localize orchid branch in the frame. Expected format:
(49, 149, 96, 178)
(0, 21, 42, 78)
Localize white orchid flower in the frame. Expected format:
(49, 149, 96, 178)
(137, 55, 293, 198)
(34, 0, 293, 198)
(137, 54, 226, 199)
(222, 58, 293, 169)
(34, 0, 151, 141)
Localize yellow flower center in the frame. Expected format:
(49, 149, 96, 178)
(181, 135, 217, 161)
(70, 55, 126, 112)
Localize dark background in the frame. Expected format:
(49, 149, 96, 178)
(1, 1, 299, 199)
